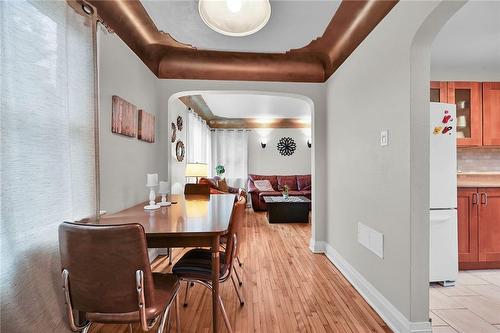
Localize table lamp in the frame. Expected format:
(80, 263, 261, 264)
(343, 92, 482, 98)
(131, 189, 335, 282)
(158, 181, 171, 206)
(144, 173, 160, 210)
(185, 163, 208, 184)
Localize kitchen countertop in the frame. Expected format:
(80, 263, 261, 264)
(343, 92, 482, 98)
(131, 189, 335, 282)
(457, 172, 500, 187)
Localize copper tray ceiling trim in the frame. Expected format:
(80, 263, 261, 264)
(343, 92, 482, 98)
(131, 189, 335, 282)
(86, 0, 398, 83)
(179, 95, 311, 129)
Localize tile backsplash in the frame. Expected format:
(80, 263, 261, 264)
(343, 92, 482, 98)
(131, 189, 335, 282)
(457, 148, 500, 172)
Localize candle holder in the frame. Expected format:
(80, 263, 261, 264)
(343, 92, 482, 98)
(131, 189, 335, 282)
(144, 186, 161, 210)
(158, 181, 171, 207)
(144, 173, 160, 210)
(159, 194, 171, 207)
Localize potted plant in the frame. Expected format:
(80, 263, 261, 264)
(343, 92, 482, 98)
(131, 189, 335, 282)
(282, 184, 289, 199)
(215, 164, 225, 178)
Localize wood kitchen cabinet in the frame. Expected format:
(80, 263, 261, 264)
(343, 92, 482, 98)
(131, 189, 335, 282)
(430, 81, 448, 103)
(458, 187, 500, 269)
(448, 82, 483, 147)
(482, 82, 500, 146)
(457, 188, 478, 263)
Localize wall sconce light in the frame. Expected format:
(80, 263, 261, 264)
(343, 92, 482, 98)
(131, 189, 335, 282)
(307, 139, 312, 148)
(261, 139, 267, 148)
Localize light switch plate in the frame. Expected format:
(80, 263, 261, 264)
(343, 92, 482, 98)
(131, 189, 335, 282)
(380, 130, 388, 146)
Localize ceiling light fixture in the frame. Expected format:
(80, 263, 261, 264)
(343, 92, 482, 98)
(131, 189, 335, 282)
(198, 0, 271, 37)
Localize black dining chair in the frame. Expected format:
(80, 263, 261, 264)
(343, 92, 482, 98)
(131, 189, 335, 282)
(172, 194, 247, 333)
(58, 221, 181, 333)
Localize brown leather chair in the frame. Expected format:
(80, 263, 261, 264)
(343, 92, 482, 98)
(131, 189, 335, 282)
(184, 183, 210, 196)
(172, 194, 247, 333)
(58, 222, 180, 333)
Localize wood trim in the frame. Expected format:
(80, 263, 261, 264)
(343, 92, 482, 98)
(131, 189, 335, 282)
(459, 261, 500, 270)
(85, 0, 398, 82)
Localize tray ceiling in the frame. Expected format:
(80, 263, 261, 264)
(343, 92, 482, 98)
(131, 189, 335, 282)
(141, 0, 342, 53)
(202, 92, 310, 119)
(87, 0, 398, 82)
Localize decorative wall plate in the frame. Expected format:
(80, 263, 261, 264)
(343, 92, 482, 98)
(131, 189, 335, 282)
(171, 122, 177, 142)
(176, 140, 185, 162)
(277, 137, 296, 156)
(176, 116, 183, 131)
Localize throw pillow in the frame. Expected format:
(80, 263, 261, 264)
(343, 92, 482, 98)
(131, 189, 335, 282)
(253, 180, 274, 192)
(217, 178, 229, 192)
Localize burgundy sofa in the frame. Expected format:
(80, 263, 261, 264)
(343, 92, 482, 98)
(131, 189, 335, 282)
(248, 174, 311, 211)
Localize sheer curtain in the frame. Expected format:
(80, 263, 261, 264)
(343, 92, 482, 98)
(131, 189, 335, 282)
(187, 110, 211, 175)
(1, 1, 96, 331)
(211, 130, 248, 188)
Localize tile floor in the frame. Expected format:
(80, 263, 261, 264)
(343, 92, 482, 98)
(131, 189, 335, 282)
(430, 270, 500, 333)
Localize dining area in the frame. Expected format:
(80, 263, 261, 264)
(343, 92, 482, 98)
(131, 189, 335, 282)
(59, 190, 247, 333)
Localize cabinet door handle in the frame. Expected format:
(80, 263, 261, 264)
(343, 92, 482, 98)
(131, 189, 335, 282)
(472, 193, 478, 204)
(481, 192, 488, 206)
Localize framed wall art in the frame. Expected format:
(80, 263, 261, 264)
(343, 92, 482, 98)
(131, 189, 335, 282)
(138, 109, 155, 143)
(111, 95, 137, 137)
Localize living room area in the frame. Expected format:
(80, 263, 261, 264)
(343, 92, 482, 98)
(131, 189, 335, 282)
(168, 91, 313, 225)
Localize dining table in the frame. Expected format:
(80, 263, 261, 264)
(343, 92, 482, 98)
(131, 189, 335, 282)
(98, 193, 236, 333)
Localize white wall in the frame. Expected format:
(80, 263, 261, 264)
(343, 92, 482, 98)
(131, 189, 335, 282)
(325, 1, 463, 331)
(98, 30, 163, 214)
(168, 99, 188, 194)
(248, 128, 311, 176)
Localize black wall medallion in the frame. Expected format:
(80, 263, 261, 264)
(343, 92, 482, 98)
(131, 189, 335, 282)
(171, 122, 177, 143)
(277, 137, 296, 156)
(176, 140, 185, 162)
(176, 116, 183, 131)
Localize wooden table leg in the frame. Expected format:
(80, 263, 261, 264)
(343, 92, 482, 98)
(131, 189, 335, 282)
(211, 235, 220, 333)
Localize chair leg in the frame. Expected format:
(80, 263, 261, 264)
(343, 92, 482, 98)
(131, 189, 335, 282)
(82, 324, 92, 333)
(233, 262, 243, 286)
(157, 299, 174, 333)
(236, 256, 243, 267)
(183, 281, 190, 307)
(175, 293, 181, 333)
(218, 295, 233, 333)
(231, 273, 245, 306)
(128, 323, 133, 333)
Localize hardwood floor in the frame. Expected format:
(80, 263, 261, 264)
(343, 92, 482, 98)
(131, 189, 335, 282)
(90, 209, 391, 333)
(430, 270, 500, 333)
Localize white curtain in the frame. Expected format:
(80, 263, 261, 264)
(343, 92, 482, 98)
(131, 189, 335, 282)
(187, 110, 211, 175)
(1, 1, 96, 331)
(211, 130, 248, 188)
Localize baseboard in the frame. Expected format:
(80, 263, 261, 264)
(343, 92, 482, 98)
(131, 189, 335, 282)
(309, 238, 325, 253)
(324, 244, 431, 333)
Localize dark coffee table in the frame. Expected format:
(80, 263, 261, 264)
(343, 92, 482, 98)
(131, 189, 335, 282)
(263, 196, 311, 223)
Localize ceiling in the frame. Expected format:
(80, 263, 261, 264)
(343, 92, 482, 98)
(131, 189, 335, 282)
(201, 92, 310, 119)
(431, 1, 500, 74)
(141, 0, 341, 53)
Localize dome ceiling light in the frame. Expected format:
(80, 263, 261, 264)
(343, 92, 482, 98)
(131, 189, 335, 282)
(198, 0, 271, 37)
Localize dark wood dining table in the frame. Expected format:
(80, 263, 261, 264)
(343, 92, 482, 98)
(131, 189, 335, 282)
(98, 193, 236, 333)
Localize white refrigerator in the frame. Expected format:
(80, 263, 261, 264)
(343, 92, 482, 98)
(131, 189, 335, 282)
(429, 102, 458, 286)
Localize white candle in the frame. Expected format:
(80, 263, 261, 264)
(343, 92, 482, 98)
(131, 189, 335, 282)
(146, 173, 158, 187)
(159, 181, 170, 194)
